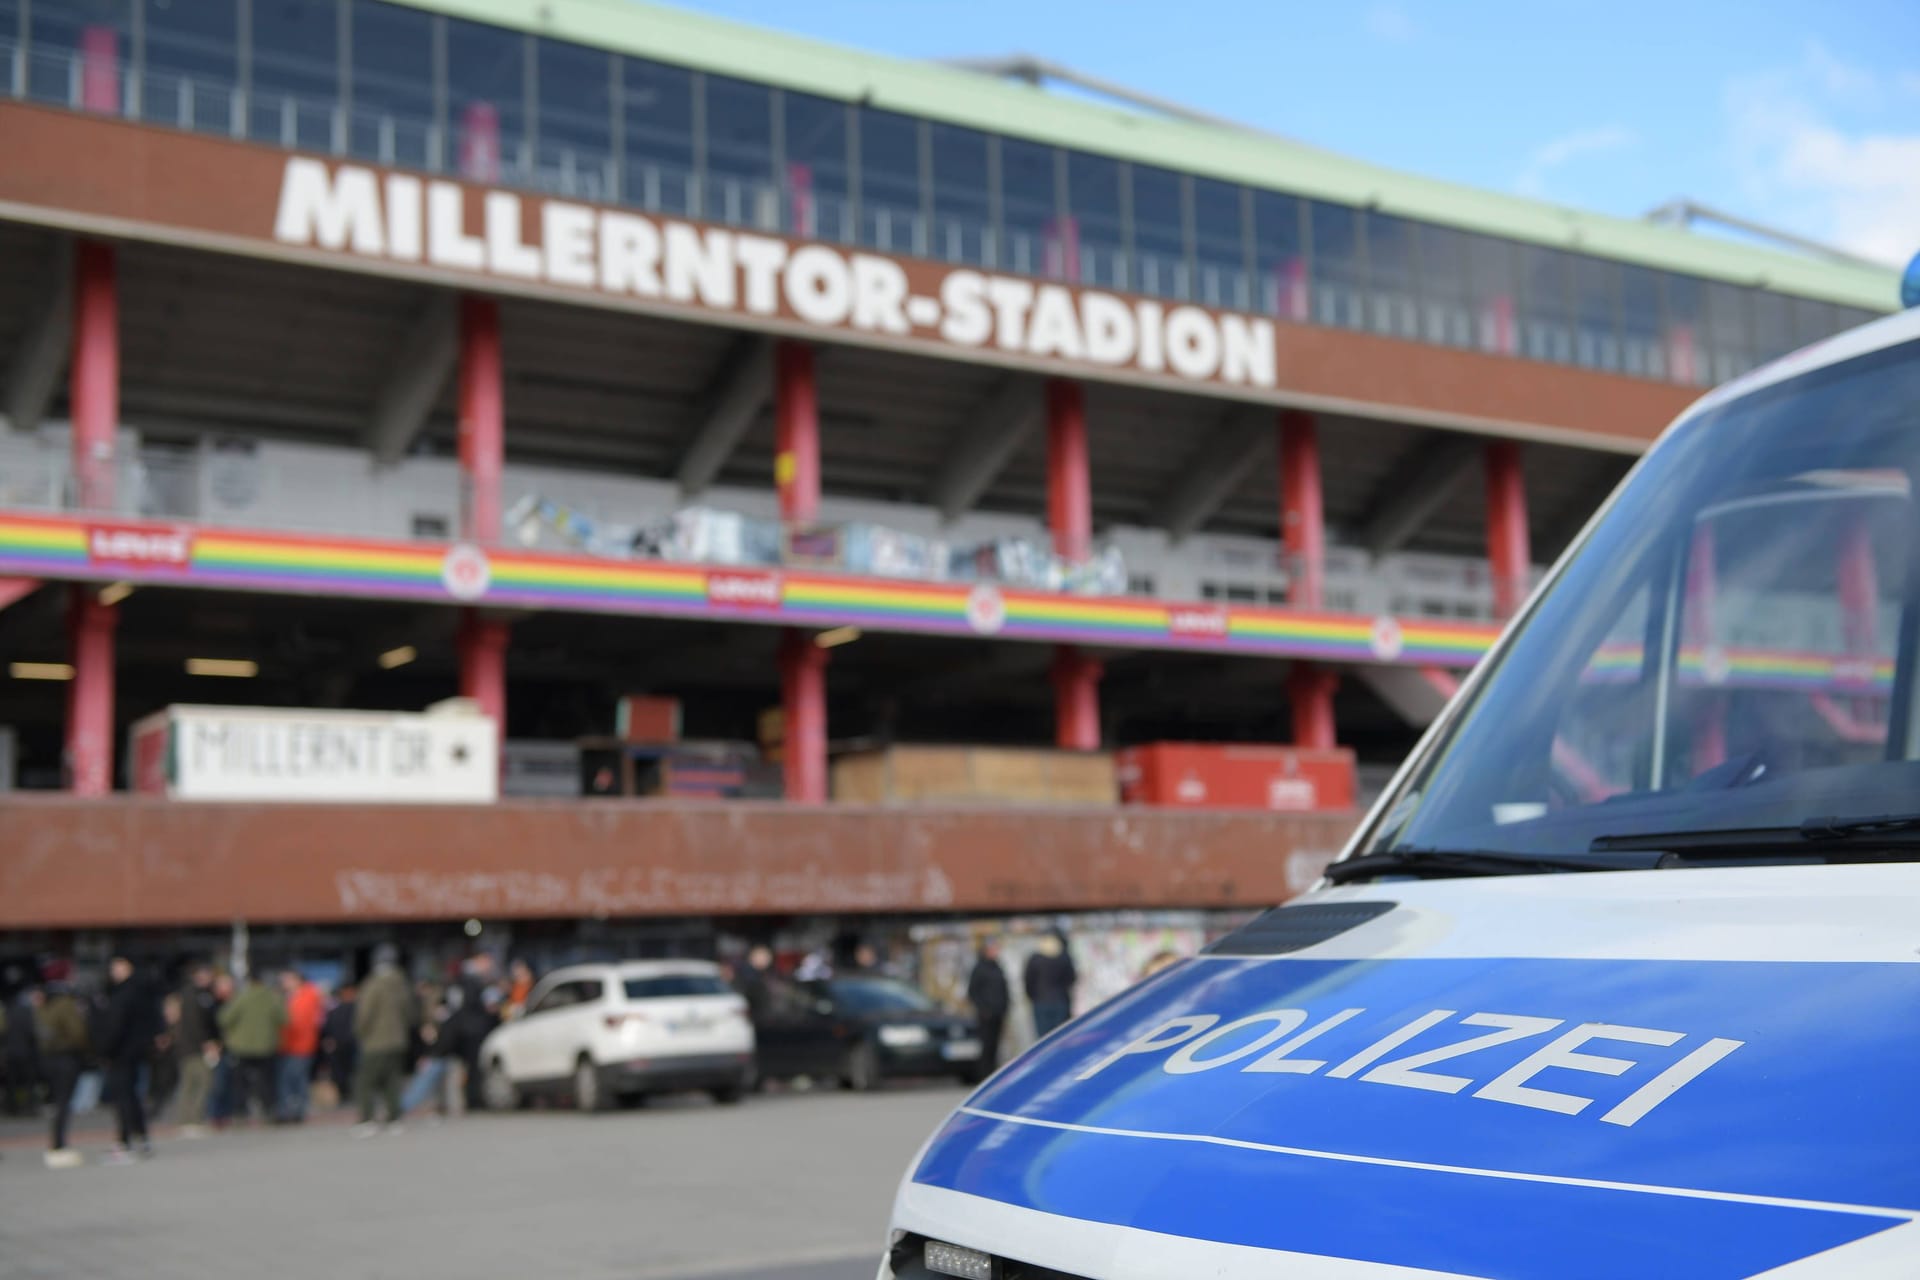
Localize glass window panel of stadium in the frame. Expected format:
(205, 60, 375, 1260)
(784, 90, 850, 241)
(8, 0, 1878, 381)
(857, 108, 924, 255)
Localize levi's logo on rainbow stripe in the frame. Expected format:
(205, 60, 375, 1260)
(706, 570, 783, 608)
(88, 523, 192, 567)
(1077, 1003, 1741, 1127)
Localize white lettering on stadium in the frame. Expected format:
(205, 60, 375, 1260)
(272, 157, 1279, 390)
(1073, 1005, 1744, 1127)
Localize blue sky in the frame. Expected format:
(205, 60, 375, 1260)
(668, 0, 1920, 266)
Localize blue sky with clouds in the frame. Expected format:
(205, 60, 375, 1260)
(667, 0, 1920, 266)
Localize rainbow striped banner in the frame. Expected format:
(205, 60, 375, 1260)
(1583, 642, 1895, 693)
(0, 511, 1499, 667)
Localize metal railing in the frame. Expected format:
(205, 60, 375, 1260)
(1, 430, 1538, 623)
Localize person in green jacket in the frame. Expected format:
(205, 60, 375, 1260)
(352, 945, 417, 1133)
(217, 973, 285, 1126)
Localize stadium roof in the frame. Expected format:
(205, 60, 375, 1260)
(402, 0, 1898, 313)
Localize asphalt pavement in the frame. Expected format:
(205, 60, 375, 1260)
(0, 1083, 964, 1280)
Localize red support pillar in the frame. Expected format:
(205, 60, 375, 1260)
(66, 589, 116, 795)
(775, 340, 828, 799)
(775, 340, 820, 527)
(1278, 410, 1324, 610)
(456, 295, 508, 736)
(1051, 647, 1103, 752)
(458, 611, 509, 731)
(65, 240, 120, 793)
(80, 24, 120, 114)
(780, 632, 829, 804)
(1046, 380, 1091, 564)
(1485, 441, 1532, 620)
(72, 241, 118, 513)
(1047, 379, 1100, 749)
(1288, 664, 1339, 751)
(458, 297, 504, 544)
(1279, 410, 1336, 748)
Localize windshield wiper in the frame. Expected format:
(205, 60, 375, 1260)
(1325, 847, 1661, 884)
(1592, 813, 1920, 855)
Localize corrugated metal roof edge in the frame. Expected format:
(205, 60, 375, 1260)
(411, 0, 1898, 313)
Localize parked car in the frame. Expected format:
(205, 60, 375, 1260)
(756, 975, 983, 1090)
(478, 961, 753, 1112)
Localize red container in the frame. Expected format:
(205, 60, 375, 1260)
(616, 695, 682, 744)
(1117, 742, 1356, 812)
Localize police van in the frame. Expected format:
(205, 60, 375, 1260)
(881, 282, 1920, 1279)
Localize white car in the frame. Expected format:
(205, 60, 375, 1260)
(478, 961, 755, 1112)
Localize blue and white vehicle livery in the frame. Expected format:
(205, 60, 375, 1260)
(883, 296, 1920, 1279)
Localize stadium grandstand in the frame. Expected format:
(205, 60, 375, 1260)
(0, 0, 1900, 960)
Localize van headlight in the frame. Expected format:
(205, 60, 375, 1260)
(878, 1025, 931, 1048)
(924, 1240, 993, 1279)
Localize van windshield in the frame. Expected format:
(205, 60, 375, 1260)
(1367, 335, 1920, 863)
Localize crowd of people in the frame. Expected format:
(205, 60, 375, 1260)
(0, 925, 1172, 1168)
(0, 948, 542, 1167)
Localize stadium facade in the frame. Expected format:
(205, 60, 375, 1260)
(0, 0, 1898, 952)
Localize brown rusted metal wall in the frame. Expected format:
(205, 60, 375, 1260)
(0, 799, 1357, 928)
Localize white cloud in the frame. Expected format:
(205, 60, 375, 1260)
(1726, 48, 1920, 267)
(1365, 3, 1416, 43)
(1802, 41, 1879, 104)
(1514, 125, 1636, 199)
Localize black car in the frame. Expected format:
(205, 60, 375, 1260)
(754, 975, 984, 1090)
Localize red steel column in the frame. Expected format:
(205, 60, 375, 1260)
(1051, 647, 1103, 751)
(66, 590, 117, 794)
(456, 296, 509, 736)
(775, 340, 820, 526)
(1485, 441, 1532, 619)
(1046, 380, 1091, 564)
(1047, 379, 1100, 749)
(80, 24, 120, 114)
(1280, 410, 1336, 749)
(1288, 664, 1339, 751)
(457, 611, 509, 730)
(72, 241, 119, 513)
(1278, 410, 1324, 610)
(65, 240, 120, 793)
(775, 341, 828, 800)
(780, 632, 829, 804)
(458, 297, 504, 543)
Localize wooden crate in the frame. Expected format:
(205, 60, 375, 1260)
(832, 746, 1116, 806)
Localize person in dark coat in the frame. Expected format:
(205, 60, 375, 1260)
(1022, 929, 1078, 1040)
(100, 955, 157, 1162)
(2, 984, 41, 1115)
(448, 955, 501, 1111)
(320, 985, 358, 1107)
(732, 945, 774, 1027)
(965, 937, 1011, 1077)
